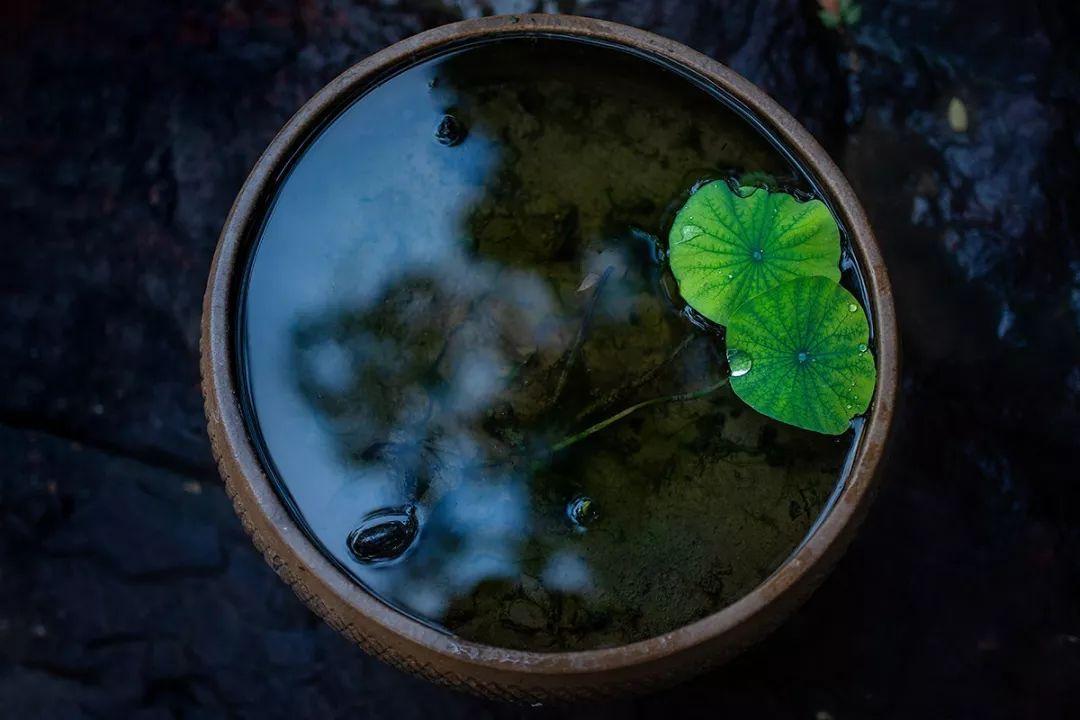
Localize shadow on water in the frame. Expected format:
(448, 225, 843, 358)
(246, 38, 857, 650)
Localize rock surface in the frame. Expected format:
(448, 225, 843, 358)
(1, 0, 1078, 717)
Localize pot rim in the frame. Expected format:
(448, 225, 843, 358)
(202, 13, 898, 683)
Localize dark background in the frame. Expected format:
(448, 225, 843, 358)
(2, 1, 1078, 718)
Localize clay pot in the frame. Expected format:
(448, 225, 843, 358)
(202, 13, 898, 703)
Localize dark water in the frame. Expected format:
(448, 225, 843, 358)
(239, 37, 864, 651)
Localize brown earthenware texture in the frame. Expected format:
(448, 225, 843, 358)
(201, 13, 899, 703)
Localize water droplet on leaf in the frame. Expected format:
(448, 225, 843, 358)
(848, 303, 858, 312)
(681, 225, 702, 241)
(857, 343, 868, 353)
(727, 347, 753, 377)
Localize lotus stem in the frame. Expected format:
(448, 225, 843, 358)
(549, 375, 730, 455)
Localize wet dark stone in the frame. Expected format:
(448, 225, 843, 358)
(566, 494, 599, 530)
(347, 506, 419, 563)
(0, 426, 499, 719)
(2, 0, 1078, 717)
(434, 113, 467, 146)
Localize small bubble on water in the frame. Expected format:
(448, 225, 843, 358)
(727, 347, 753, 377)
(567, 495, 598, 530)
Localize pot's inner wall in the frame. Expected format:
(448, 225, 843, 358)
(238, 36, 867, 651)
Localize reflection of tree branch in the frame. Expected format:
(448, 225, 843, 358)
(430, 289, 491, 374)
(573, 333, 697, 422)
(551, 265, 614, 403)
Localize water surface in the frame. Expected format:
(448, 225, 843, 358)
(240, 37, 860, 651)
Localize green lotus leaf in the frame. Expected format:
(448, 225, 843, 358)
(668, 181, 841, 325)
(726, 276, 876, 435)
